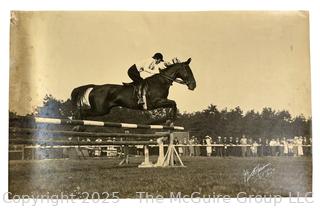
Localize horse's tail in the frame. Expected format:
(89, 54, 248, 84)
(71, 84, 95, 113)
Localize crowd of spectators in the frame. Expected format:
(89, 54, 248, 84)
(174, 135, 312, 157)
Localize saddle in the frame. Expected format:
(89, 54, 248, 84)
(122, 81, 148, 109)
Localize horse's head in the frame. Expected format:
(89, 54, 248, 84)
(175, 58, 196, 90)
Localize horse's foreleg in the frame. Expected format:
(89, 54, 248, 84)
(154, 99, 177, 121)
(171, 103, 177, 120)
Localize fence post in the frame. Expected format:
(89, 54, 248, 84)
(155, 137, 165, 166)
(138, 145, 153, 168)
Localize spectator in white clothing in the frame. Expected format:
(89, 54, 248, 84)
(205, 135, 213, 157)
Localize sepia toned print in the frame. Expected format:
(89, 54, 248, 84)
(9, 11, 311, 199)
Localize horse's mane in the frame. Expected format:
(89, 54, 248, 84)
(165, 62, 183, 69)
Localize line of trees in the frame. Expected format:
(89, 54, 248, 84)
(178, 104, 311, 139)
(9, 95, 312, 139)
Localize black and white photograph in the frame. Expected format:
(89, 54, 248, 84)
(8, 11, 312, 201)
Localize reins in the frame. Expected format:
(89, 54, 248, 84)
(144, 64, 187, 85)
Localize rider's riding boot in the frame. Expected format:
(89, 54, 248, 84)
(137, 85, 144, 105)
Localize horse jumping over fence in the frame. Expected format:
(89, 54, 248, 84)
(71, 58, 196, 121)
(10, 117, 186, 168)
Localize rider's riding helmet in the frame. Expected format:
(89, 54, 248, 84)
(152, 52, 164, 62)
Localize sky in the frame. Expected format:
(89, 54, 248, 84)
(9, 11, 311, 117)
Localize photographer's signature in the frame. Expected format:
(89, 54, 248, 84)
(243, 163, 274, 184)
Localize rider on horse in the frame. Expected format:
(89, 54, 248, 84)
(127, 52, 179, 105)
(71, 57, 195, 120)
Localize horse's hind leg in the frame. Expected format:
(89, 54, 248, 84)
(72, 109, 82, 120)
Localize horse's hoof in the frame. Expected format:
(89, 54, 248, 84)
(72, 125, 85, 132)
(72, 126, 79, 131)
(165, 120, 174, 126)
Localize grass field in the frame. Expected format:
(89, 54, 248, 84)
(9, 156, 312, 198)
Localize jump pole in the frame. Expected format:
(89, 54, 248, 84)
(34, 117, 184, 131)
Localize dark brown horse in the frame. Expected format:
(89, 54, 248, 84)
(71, 58, 196, 121)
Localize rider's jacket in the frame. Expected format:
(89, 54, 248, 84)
(135, 58, 176, 78)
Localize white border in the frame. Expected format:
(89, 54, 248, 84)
(1, 0, 319, 208)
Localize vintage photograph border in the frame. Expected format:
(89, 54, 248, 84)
(1, 0, 319, 208)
